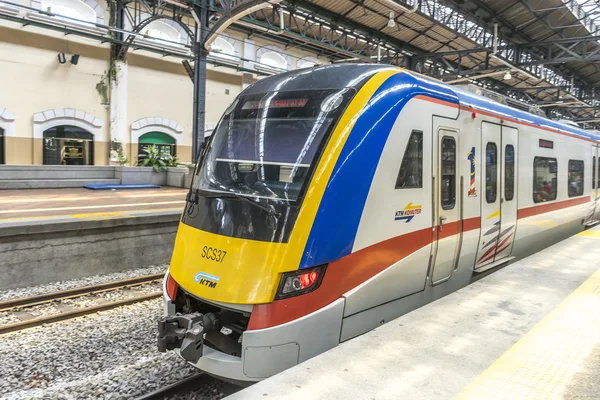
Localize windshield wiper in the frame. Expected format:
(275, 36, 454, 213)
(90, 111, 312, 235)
(203, 191, 281, 218)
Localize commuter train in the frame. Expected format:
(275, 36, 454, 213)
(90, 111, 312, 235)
(157, 64, 600, 384)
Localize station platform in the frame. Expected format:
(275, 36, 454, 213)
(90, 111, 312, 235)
(0, 187, 187, 233)
(0, 187, 187, 220)
(228, 228, 600, 400)
(0, 187, 187, 291)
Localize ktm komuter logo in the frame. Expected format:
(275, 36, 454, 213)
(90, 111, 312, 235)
(395, 202, 422, 223)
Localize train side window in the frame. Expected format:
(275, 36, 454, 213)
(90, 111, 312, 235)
(597, 158, 600, 189)
(441, 136, 456, 210)
(593, 156, 596, 190)
(533, 157, 557, 203)
(396, 131, 423, 189)
(505, 145, 515, 201)
(568, 160, 584, 197)
(485, 142, 497, 203)
(395, 130, 423, 188)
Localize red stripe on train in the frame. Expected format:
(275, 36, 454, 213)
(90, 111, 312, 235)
(248, 198, 590, 330)
(249, 219, 482, 330)
(517, 196, 590, 219)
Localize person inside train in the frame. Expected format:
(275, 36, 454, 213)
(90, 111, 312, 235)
(543, 181, 552, 194)
(535, 185, 552, 202)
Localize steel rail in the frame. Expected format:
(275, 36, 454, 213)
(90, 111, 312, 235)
(0, 273, 164, 311)
(0, 292, 162, 335)
(134, 374, 223, 400)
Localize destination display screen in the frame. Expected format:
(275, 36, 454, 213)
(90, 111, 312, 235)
(241, 98, 309, 110)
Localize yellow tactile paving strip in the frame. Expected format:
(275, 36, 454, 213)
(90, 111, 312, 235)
(0, 207, 184, 223)
(0, 200, 185, 215)
(0, 187, 187, 219)
(576, 229, 600, 238)
(456, 240, 600, 400)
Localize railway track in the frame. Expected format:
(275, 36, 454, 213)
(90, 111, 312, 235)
(134, 373, 241, 400)
(0, 273, 164, 335)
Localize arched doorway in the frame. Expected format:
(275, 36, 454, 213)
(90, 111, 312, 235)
(0, 127, 4, 164)
(138, 132, 176, 159)
(43, 125, 94, 165)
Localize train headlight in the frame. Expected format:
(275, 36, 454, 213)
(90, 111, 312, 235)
(275, 265, 327, 300)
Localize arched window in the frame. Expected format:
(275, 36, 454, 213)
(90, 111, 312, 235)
(297, 57, 318, 69)
(210, 37, 236, 61)
(259, 51, 288, 70)
(43, 125, 94, 165)
(0, 107, 13, 165)
(40, 0, 96, 23)
(143, 20, 181, 45)
(138, 132, 176, 159)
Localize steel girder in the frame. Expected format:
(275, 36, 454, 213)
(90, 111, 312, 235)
(419, 35, 600, 66)
(241, 0, 423, 65)
(411, 0, 600, 126)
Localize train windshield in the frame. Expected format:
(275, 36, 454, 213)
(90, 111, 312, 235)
(194, 88, 354, 202)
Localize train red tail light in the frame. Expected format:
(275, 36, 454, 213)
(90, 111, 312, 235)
(275, 265, 326, 300)
(166, 273, 179, 301)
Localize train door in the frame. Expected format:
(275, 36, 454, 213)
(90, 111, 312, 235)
(586, 145, 600, 225)
(494, 126, 518, 260)
(475, 123, 518, 269)
(430, 128, 460, 284)
(596, 146, 600, 221)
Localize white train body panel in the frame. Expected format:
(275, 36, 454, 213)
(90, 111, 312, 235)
(162, 66, 600, 383)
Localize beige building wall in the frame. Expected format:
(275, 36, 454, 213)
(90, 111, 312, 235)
(126, 57, 242, 164)
(0, 8, 331, 166)
(0, 26, 110, 164)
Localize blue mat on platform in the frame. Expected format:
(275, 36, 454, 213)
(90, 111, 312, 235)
(84, 184, 161, 190)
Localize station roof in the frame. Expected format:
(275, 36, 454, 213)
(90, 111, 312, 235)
(245, 0, 600, 128)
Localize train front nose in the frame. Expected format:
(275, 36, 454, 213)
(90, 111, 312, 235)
(159, 264, 343, 384)
(166, 221, 292, 305)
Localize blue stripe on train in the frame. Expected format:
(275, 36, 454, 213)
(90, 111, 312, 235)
(299, 72, 459, 269)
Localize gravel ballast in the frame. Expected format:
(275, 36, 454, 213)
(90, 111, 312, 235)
(0, 268, 233, 399)
(0, 298, 229, 399)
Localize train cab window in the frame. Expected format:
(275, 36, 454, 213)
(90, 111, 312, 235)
(395, 130, 423, 188)
(505, 145, 515, 201)
(568, 160, 584, 197)
(195, 88, 355, 202)
(533, 157, 557, 203)
(593, 157, 596, 190)
(441, 137, 456, 210)
(485, 142, 498, 203)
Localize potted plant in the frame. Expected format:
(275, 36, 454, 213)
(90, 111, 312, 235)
(115, 145, 167, 185)
(164, 154, 189, 188)
(137, 145, 167, 172)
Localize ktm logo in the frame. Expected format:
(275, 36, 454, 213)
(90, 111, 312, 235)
(194, 272, 220, 289)
(197, 279, 217, 288)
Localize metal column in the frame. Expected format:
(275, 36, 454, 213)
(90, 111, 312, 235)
(192, 2, 209, 163)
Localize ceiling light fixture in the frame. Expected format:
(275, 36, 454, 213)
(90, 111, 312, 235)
(387, 11, 396, 28)
(503, 71, 512, 80)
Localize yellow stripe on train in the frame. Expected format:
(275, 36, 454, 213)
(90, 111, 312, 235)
(169, 68, 401, 304)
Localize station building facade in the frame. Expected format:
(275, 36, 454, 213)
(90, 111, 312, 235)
(0, 0, 329, 166)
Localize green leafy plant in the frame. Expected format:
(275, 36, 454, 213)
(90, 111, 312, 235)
(117, 153, 129, 166)
(137, 144, 167, 173)
(163, 154, 180, 168)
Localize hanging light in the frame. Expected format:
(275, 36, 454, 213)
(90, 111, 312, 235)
(503, 70, 512, 80)
(387, 11, 396, 28)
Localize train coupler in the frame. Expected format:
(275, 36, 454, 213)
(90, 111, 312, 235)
(157, 312, 219, 364)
